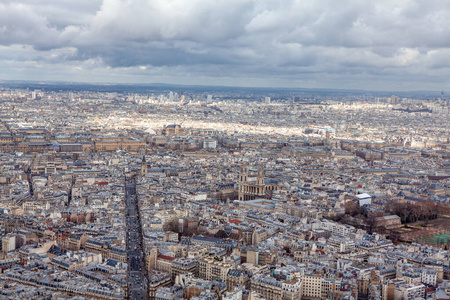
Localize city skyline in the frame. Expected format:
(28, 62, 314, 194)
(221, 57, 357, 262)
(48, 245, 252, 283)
(1, 1, 450, 91)
(2, 2, 450, 298)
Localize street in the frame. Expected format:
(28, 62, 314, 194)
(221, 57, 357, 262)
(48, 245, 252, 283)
(125, 175, 149, 300)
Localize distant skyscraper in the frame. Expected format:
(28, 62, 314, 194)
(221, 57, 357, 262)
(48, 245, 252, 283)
(207, 95, 213, 103)
(264, 97, 271, 104)
(390, 95, 399, 103)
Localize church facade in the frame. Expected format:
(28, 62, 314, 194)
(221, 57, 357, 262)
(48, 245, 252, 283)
(238, 166, 283, 201)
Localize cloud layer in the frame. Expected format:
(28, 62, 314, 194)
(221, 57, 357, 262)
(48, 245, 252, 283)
(1, 0, 450, 90)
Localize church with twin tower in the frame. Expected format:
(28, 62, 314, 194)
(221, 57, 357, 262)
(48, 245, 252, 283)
(238, 165, 284, 201)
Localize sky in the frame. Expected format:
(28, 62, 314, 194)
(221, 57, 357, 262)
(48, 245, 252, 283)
(1, 0, 450, 91)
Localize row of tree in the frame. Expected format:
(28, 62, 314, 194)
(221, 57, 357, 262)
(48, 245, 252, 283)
(345, 199, 442, 225)
(385, 200, 440, 224)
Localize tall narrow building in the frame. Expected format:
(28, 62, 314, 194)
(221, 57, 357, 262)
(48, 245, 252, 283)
(141, 155, 147, 176)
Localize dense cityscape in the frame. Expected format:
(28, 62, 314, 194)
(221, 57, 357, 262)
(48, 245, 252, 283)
(0, 84, 449, 300)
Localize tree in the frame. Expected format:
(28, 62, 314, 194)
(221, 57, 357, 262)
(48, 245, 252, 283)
(389, 230, 401, 244)
(164, 219, 179, 233)
(345, 200, 360, 217)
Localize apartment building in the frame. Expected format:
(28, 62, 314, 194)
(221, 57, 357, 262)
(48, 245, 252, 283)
(251, 274, 283, 300)
(301, 274, 323, 299)
(199, 257, 236, 282)
(171, 258, 199, 281)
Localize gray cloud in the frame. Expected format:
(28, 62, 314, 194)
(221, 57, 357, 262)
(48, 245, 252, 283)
(1, 0, 450, 90)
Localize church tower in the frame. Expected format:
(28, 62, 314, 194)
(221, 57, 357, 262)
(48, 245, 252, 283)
(239, 166, 248, 201)
(257, 167, 265, 186)
(141, 156, 147, 176)
(239, 165, 248, 183)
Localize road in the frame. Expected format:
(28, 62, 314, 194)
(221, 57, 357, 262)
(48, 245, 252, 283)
(125, 175, 149, 300)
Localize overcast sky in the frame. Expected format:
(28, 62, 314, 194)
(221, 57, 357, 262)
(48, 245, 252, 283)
(1, 0, 450, 91)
